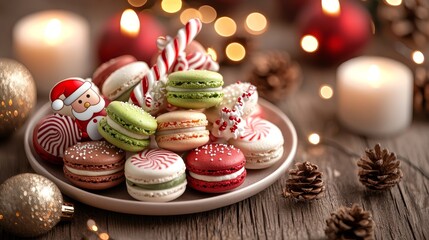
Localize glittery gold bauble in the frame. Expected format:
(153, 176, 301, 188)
(0, 173, 63, 237)
(0, 58, 36, 138)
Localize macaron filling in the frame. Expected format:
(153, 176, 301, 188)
(98, 118, 149, 147)
(244, 146, 284, 163)
(166, 86, 223, 92)
(156, 126, 207, 136)
(65, 165, 124, 177)
(107, 116, 149, 140)
(189, 167, 245, 182)
(106, 109, 155, 135)
(126, 172, 186, 190)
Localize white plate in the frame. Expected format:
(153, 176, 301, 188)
(24, 99, 297, 215)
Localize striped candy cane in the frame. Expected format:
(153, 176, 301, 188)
(129, 18, 202, 114)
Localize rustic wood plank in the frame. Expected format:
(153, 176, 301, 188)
(1, 1, 429, 240)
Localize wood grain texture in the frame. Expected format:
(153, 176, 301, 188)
(1, 1, 428, 239)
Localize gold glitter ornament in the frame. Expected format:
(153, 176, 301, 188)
(0, 58, 36, 138)
(0, 173, 74, 238)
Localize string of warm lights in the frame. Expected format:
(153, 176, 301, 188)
(125, 0, 269, 63)
(83, 219, 111, 240)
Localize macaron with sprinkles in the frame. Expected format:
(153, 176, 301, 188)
(228, 117, 284, 169)
(125, 149, 187, 202)
(63, 141, 126, 190)
(166, 70, 224, 109)
(98, 101, 157, 152)
(185, 143, 246, 193)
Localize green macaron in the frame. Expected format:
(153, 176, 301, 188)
(98, 101, 157, 152)
(166, 70, 224, 109)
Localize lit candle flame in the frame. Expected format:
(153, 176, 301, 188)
(322, 0, 341, 16)
(120, 9, 140, 37)
(367, 64, 381, 88)
(44, 18, 62, 45)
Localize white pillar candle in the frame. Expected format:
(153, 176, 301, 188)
(13, 10, 90, 96)
(337, 56, 413, 136)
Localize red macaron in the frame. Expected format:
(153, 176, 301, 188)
(92, 55, 137, 89)
(185, 143, 246, 193)
(33, 114, 82, 164)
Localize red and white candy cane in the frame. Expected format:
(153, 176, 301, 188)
(157, 36, 219, 73)
(129, 18, 202, 114)
(186, 52, 219, 72)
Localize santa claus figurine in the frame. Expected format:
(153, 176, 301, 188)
(50, 77, 107, 141)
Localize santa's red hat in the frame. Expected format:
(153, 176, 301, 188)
(50, 78, 92, 111)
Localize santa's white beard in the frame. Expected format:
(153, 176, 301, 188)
(72, 98, 105, 121)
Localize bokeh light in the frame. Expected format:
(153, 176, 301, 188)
(308, 133, 320, 145)
(385, 0, 402, 6)
(412, 50, 425, 64)
(245, 12, 268, 35)
(161, 0, 182, 14)
(199, 5, 217, 23)
(301, 35, 319, 53)
(207, 47, 218, 61)
(225, 42, 246, 62)
(322, 0, 341, 16)
(180, 8, 202, 25)
(98, 233, 110, 240)
(127, 0, 147, 7)
(320, 85, 333, 99)
(214, 17, 237, 37)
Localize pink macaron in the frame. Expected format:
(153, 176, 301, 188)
(63, 141, 126, 190)
(92, 55, 137, 89)
(155, 110, 210, 152)
(33, 114, 81, 164)
(185, 143, 246, 193)
(228, 117, 284, 169)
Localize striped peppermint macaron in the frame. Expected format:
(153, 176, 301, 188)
(33, 114, 82, 164)
(228, 117, 284, 169)
(125, 149, 187, 202)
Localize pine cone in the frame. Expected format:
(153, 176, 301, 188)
(325, 204, 375, 240)
(378, 0, 429, 48)
(357, 144, 403, 190)
(414, 67, 429, 114)
(248, 51, 302, 103)
(283, 161, 325, 200)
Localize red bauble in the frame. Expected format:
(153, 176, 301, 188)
(297, 0, 372, 64)
(277, 0, 312, 21)
(97, 12, 165, 64)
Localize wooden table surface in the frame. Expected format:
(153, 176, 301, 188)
(1, 1, 428, 239)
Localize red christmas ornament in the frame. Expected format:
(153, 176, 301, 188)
(97, 10, 165, 64)
(297, 0, 372, 64)
(277, 0, 312, 22)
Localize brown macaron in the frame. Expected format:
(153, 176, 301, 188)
(63, 141, 125, 190)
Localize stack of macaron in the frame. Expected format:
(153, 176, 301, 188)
(34, 36, 285, 201)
